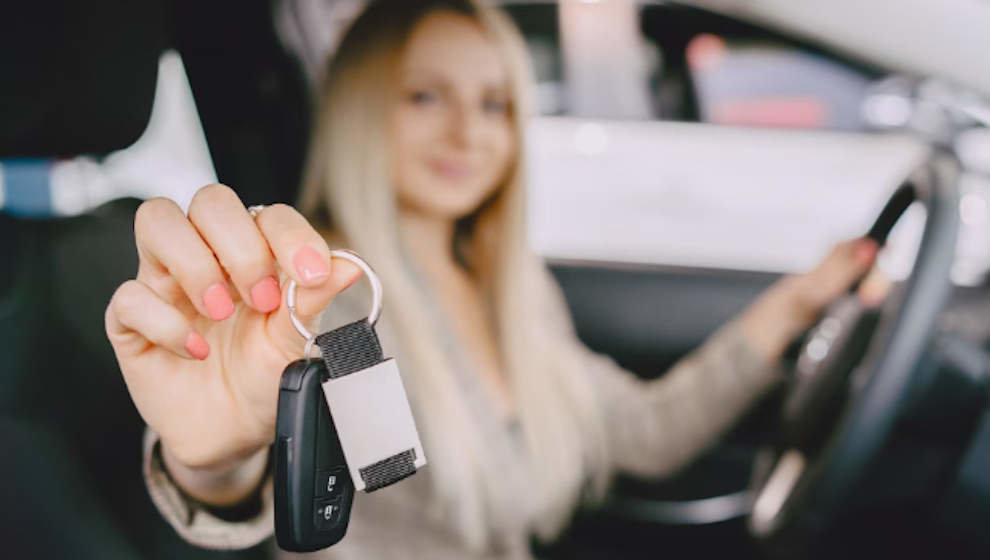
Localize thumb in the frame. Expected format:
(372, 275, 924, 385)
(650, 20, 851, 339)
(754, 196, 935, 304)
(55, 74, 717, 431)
(267, 257, 363, 357)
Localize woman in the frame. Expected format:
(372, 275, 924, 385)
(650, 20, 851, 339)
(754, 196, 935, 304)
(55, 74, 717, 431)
(105, 0, 879, 557)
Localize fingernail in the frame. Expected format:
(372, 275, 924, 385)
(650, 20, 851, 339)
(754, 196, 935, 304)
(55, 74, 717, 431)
(250, 276, 281, 312)
(293, 246, 329, 284)
(185, 331, 210, 360)
(855, 239, 878, 266)
(203, 282, 235, 321)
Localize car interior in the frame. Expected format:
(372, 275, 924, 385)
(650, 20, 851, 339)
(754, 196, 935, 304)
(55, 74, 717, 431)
(3, 1, 990, 559)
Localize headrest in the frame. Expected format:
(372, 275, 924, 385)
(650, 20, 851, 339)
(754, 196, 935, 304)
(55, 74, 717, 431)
(0, 0, 165, 157)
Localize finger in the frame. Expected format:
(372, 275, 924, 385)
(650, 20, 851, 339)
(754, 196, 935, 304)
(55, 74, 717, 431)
(858, 268, 892, 308)
(106, 280, 210, 361)
(252, 204, 365, 353)
(134, 197, 235, 322)
(821, 237, 878, 290)
(253, 204, 334, 288)
(187, 184, 281, 313)
(268, 257, 363, 356)
(794, 238, 878, 315)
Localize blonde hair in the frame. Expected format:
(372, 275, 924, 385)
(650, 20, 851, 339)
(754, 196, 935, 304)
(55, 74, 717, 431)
(299, 0, 609, 549)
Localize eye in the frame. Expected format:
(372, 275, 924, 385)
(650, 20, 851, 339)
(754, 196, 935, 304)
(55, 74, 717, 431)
(408, 88, 438, 106)
(482, 96, 509, 116)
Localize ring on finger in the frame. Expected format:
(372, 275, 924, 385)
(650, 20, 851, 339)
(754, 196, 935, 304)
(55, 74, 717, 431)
(247, 204, 267, 218)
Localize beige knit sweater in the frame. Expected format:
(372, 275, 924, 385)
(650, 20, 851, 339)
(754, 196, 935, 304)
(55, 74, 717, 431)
(143, 274, 780, 559)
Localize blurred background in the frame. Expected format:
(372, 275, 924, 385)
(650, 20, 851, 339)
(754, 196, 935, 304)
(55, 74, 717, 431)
(2, 1, 989, 559)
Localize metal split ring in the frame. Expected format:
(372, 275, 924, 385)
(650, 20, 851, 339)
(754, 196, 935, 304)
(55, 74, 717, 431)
(247, 205, 382, 359)
(287, 247, 382, 330)
(288, 249, 382, 360)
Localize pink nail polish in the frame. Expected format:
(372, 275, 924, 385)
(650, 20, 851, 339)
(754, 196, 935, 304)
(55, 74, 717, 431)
(185, 331, 210, 360)
(855, 240, 878, 266)
(203, 282, 235, 321)
(293, 246, 330, 284)
(250, 276, 281, 312)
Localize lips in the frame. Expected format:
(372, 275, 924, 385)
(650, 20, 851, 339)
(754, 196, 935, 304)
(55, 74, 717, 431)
(429, 159, 476, 181)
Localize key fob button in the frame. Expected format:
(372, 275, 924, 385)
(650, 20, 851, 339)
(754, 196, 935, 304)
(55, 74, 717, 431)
(314, 499, 344, 531)
(316, 468, 346, 500)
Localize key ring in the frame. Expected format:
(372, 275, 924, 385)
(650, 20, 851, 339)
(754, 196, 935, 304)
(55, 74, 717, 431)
(286, 249, 383, 359)
(246, 206, 381, 358)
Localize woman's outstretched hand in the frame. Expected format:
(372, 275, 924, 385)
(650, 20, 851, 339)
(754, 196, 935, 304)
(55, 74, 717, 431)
(740, 238, 881, 362)
(105, 184, 361, 503)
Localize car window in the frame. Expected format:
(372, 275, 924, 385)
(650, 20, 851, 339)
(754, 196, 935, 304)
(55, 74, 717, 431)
(684, 34, 873, 130)
(503, 2, 881, 127)
(500, 2, 987, 285)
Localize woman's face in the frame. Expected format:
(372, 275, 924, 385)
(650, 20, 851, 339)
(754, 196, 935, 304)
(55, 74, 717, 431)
(390, 11, 515, 221)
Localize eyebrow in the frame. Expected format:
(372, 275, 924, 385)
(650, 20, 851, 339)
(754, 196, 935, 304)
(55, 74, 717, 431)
(399, 67, 508, 92)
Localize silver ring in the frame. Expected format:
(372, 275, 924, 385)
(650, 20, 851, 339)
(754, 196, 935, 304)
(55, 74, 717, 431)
(286, 249, 383, 350)
(247, 204, 267, 218)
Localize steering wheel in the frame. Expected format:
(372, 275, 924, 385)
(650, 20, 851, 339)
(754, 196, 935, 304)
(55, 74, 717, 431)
(747, 150, 961, 552)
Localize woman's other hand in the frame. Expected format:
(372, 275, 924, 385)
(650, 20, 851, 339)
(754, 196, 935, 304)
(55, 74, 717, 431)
(741, 238, 880, 362)
(105, 184, 361, 504)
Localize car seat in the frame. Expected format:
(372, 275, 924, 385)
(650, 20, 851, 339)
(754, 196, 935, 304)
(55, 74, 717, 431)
(0, 1, 309, 558)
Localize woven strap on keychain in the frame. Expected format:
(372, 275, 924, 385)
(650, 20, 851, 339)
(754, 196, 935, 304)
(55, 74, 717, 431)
(316, 320, 418, 491)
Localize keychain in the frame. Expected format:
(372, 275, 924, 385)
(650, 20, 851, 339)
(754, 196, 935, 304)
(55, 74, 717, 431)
(273, 249, 426, 552)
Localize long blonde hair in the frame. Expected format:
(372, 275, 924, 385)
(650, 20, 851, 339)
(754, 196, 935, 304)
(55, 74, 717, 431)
(299, 0, 609, 549)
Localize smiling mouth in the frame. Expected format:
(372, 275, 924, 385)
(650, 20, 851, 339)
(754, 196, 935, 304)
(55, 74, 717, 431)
(430, 160, 476, 181)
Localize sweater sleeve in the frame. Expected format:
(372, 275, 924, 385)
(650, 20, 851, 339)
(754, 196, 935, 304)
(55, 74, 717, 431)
(142, 429, 275, 550)
(586, 319, 783, 478)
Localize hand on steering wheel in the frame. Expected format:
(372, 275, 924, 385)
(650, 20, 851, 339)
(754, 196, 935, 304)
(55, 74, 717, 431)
(748, 159, 960, 551)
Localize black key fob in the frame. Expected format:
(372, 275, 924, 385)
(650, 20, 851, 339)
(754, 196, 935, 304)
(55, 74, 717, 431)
(274, 358, 354, 552)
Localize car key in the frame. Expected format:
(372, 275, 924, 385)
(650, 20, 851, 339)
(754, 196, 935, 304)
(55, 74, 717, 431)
(274, 357, 354, 551)
(273, 250, 426, 552)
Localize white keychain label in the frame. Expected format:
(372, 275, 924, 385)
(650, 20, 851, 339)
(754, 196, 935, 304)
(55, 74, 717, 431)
(321, 358, 427, 492)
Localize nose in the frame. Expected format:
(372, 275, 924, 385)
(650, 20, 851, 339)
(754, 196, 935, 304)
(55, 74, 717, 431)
(448, 101, 484, 150)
